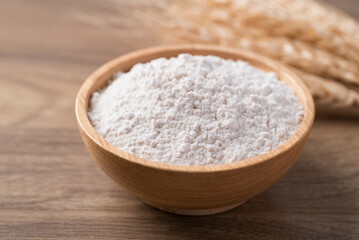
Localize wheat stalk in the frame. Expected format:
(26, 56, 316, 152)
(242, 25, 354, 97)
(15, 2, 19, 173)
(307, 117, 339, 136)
(73, 0, 359, 115)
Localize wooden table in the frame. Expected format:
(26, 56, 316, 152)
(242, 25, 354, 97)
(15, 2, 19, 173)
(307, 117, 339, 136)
(1, 1, 358, 239)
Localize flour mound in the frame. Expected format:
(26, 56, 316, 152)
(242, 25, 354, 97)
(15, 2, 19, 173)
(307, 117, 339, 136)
(88, 54, 303, 166)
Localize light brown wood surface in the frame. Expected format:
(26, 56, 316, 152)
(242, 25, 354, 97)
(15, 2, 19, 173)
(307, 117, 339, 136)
(76, 45, 314, 215)
(0, 0, 358, 239)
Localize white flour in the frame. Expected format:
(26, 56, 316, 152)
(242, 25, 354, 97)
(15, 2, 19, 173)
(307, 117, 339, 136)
(88, 54, 303, 166)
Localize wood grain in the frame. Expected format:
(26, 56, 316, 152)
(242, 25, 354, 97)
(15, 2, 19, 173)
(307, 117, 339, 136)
(0, 0, 358, 239)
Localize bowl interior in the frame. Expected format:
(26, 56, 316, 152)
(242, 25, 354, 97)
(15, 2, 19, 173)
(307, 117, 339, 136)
(75, 45, 315, 172)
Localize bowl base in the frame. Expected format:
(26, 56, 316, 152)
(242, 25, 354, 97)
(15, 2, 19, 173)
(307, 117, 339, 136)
(142, 200, 246, 216)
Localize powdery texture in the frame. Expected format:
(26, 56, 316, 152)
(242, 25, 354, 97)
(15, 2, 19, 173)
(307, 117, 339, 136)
(88, 54, 303, 166)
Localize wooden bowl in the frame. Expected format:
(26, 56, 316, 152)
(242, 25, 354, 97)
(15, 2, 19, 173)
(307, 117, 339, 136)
(75, 45, 315, 215)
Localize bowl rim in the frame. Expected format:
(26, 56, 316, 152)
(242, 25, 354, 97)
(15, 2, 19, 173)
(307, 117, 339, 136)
(75, 44, 315, 173)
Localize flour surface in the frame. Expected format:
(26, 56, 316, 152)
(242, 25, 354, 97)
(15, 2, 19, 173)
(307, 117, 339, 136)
(88, 54, 303, 166)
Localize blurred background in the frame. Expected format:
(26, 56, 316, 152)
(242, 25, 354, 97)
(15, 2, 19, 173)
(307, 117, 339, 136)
(1, 0, 358, 239)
